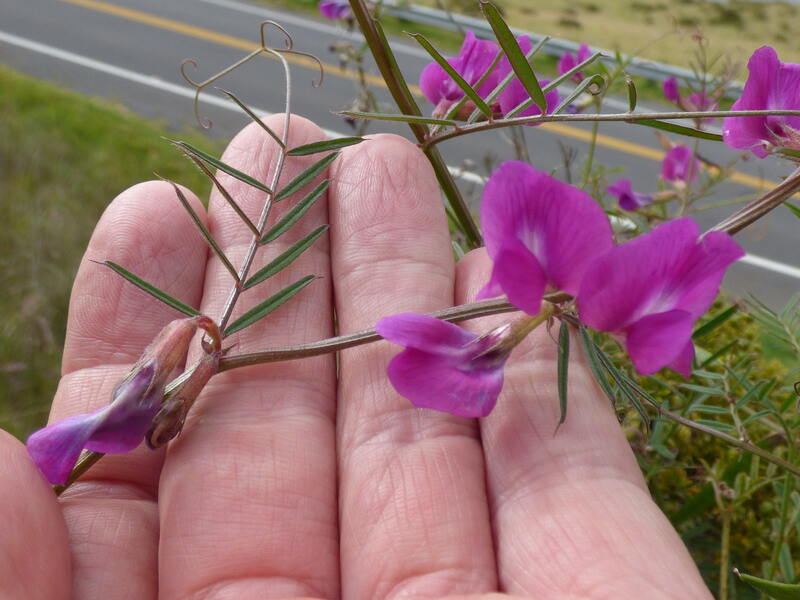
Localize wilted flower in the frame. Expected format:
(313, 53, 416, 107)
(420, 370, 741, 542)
(558, 43, 591, 83)
(477, 161, 614, 315)
(607, 179, 654, 211)
(419, 30, 500, 117)
(577, 218, 744, 377)
(661, 145, 700, 184)
(318, 0, 351, 20)
(723, 46, 800, 158)
(146, 349, 221, 449)
(27, 316, 219, 484)
(377, 313, 514, 417)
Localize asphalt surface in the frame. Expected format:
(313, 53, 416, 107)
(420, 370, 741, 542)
(1, 0, 798, 307)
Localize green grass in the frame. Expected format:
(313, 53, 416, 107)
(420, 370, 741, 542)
(0, 65, 220, 440)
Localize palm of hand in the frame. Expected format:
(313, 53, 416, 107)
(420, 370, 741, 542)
(1, 116, 711, 600)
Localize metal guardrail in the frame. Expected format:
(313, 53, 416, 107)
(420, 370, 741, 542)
(380, 0, 745, 99)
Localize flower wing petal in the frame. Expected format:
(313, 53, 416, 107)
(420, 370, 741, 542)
(625, 310, 694, 375)
(489, 238, 547, 315)
(376, 313, 475, 353)
(27, 411, 105, 484)
(579, 218, 700, 332)
(387, 348, 504, 418)
(723, 46, 778, 157)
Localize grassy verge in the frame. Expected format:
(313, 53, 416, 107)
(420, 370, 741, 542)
(408, 0, 799, 73)
(0, 65, 220, 440)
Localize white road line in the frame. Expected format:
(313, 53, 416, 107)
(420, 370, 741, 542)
(193, 0, 432, 59)
(739, 253, 800, 280)
(0, 29, 796, 281)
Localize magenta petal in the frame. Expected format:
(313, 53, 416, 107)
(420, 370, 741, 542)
(579, 218, 702, 332)
(558, 52, 576, 77)
(490, 238, 547, 315)
(607, 178, 653, 211)
(723, 46, 780, 157)
(668, 339, 695, 379)
(387, 349, 504, 418)
(481, 161, 613, 299)
(577, 43, 591, 63)
(625, 310, 695, 375)
(498, 79, 559, 124)
(419, 61, 449, 105)
(26, 411, 104, 485)
(661, 146, 700, 183)
(669, 231, 744, 319)
(377, 313, 475, 353)
(663, 77, 680, 103)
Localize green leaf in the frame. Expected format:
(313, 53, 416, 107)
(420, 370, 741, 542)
(409, 33, 494, 119)
(224, 275, 316, 336)
(161, 178, 240, 282)
(172, 140, 272, 194)
(695, 419, 737, 432)
(736, 569, 800, 599)
(626, 77, 637, 112)
(217, 89, 284, 148)
(578, 326, 617, 405)
(785, 202, 800, 219)
(261, 180, 330, 244)
(274, 152, 339, 202)
(591, 342, 651, 427)
(481, 1, 547, 111)
(693, 305, 738, 339)
(338, 110, 456, 126)
(99, 261, 200, 317)
(681, 383, 725, 397)
(288, 137, 364, 156)
(553, 74, 605, 115)
(632, 119, 723, 142)
(556, 320, 570, 429)
(244, 225, 328, 290)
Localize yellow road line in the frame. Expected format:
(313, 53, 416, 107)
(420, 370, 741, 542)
(59, 0, 773, 192)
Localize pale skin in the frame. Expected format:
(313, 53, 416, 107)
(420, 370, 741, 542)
(1, 115, 714, 600)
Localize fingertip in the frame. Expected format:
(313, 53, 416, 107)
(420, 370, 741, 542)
(0, 430, 71, 599)
(63, 179, 210, 373)
(456, 247, 492, 304)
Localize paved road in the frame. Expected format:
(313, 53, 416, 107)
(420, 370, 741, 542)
(1, 0, 798, 307)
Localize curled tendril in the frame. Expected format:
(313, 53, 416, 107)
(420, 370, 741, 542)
(260, 20, 293, 51)
(180, 58, 214, 129)
(276, 49, 325, 88)
(178, 20, 324, 129)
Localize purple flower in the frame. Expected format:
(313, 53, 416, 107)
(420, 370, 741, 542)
(477, 161, 614, 315)
(377, 313, 511, 417)
(661, 145, 700, 184)
(419, 30, 500, 115)
(498, 78, 559, 124)
(577, 218, 744, 377)
(27, 316, 219, 484)
(318, 0, 351, 20)
(663, 77, 680, 103)
(723, 46, 800, 158)
(607, 179, 654, 211)
(558, 43, 591, 82)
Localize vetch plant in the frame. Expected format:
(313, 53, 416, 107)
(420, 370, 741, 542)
(14, 2, 800, 597)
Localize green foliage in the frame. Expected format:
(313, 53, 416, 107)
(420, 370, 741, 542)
(595, 298, 800, 597)
(0, 65, 218, 439)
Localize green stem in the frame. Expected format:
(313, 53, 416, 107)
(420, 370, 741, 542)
(720, 508, 732, 600)
(581, 118, 599, 189)
(419, 108, 800, 149)
(768, 443, 796, 580)
(347, 0, 482, 249)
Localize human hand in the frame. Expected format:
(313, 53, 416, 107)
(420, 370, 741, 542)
(1, 115, 712, 599)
